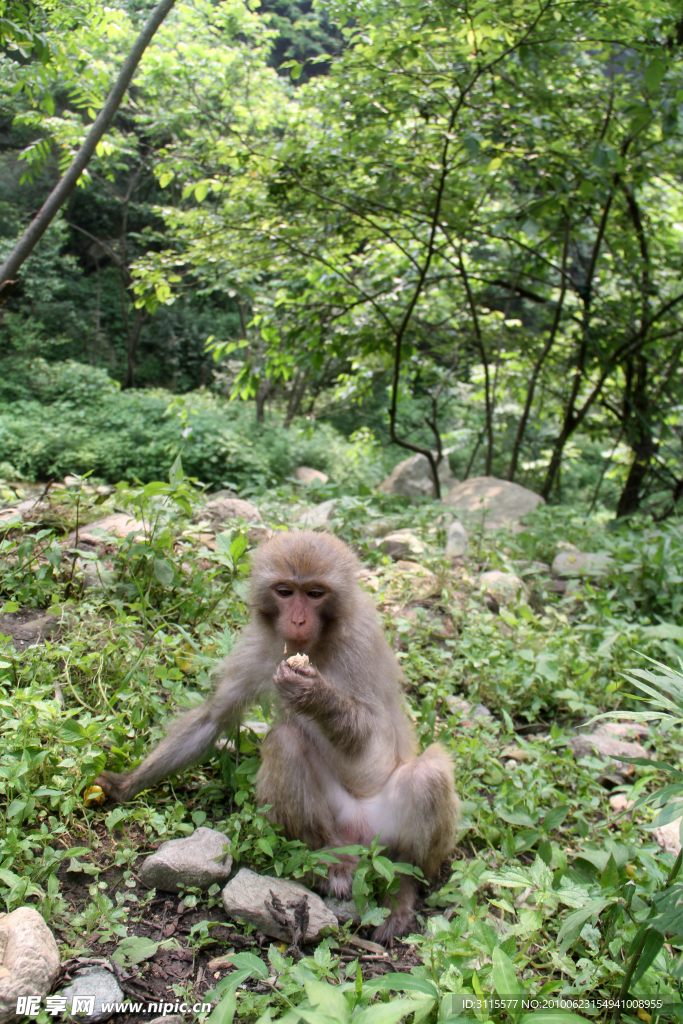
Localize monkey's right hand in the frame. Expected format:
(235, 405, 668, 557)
(92, 770, 132, 803)
(273, 658, 318, 710)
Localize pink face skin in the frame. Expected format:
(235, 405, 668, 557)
(271, 582, 328, 649)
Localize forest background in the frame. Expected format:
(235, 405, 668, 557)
(2, 0, 683, 512)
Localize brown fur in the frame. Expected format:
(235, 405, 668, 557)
(95, 530, 460, 941)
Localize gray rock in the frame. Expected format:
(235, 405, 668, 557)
(296, 499, 337, 531)
(568, 732, 647, 773)
(149, 1018, 184, 1024)
(479, 570, 527, 603)
(140, 827, 232, 893)
(377, 530, 424, 560)
(207, 488, 238, 500)
(79, 513, 147, 542)
(445, 519, 469, 558)
(222, 868, 337, 942)
(379, 453, 452, 499)
(324, 898, 361, 925)
(203, 497, 263, 526)
(442, 477, 544, 529)
(293, 467, 329, 485)
(60, 967, 123, 1022)
(0, 908, 60, 1024)
(551, 551, 614, 578)
(653, 819, 682, 856)
(446, 696, 493, 724)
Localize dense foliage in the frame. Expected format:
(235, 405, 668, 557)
(1, 0, 682, 513)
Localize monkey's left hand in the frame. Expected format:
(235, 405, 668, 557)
(274, 659, 319, 710)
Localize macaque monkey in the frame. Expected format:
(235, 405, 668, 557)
(95, 531, 459, 941)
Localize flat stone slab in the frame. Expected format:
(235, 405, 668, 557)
(140, 827, 232, 893)
(568, 731, 647, 774)
(0, 908, 60, 1024)
(222, 868, 337, 942)
(442, 477, 544, 529)
(551, 551, 614, 578)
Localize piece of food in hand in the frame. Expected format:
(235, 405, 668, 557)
(286, 653, 310, 670)
(83, 784, 106, 807)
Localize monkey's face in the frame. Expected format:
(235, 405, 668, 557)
(271, 582, 328, 648)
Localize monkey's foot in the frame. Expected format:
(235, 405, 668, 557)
(371, 877, 417, 944)
(93, 770, 133, 803)
(326, 862, 353, 900)
(371, 906, 414, 945)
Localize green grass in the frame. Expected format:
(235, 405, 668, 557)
(1, 470, 682, 1022)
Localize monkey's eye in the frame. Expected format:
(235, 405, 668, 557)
(274, 586, 293, 598)
(307, 589, 325, 600)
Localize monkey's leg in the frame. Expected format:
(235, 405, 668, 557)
(95, 701, 228, 802)
(256, 722, 356, 898)
(368, 742, 459, 942)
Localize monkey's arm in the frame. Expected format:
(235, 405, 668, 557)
(95, 632, 272, 802)
(274, 660, 372, 752)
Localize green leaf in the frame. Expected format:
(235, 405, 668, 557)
(542, 807, 569, 831)
(632, 928, 665, 985)
(230, 534, 248, 561)
(112, 936, 159, 966)
(644, 58, 666, 93)
(169, 452, 184, 487)
(153, 558, 175, 586)
(492, 946, 520, 1000)
(354, 1000, 425, 1024)
(557, 899, 610, 951)
(365, 974, 438, 998)
(206, 992, 236, 1024)
(600, 853, 620, 889)
(228, 952, 269, 979)
(497, 807, 535, 828)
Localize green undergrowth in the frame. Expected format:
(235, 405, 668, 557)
(0, 359, 389, 491)
(0, 468, 682, 1023)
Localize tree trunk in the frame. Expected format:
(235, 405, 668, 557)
(615, 354, 656, 517)
(0, 0, 177, 293)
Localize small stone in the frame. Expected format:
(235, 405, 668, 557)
(293, 467, 329, 485)
(149, 1018, 185, 1024)
(0, 908, 60, 1024)
(568, 733, 647, 774)
(653, 818, 682, 856)
(60, 966, 123, 1023)
(202, 497, 263, 528)
(140, 828, 232, 893)
(324, 898, 361, 925)
(377, 531, 424, 560)
(296, 499, 337, 531)
(609, 794, 635, 811)
(597, 722, 649, 740)
(82, 512, 147, 541)
(445, 519, 469, 558)
(479, 570, 527, 603)
(501, 746, 530, 762)
(222, 868, 337, 942)
(551, 551, 614, 578)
